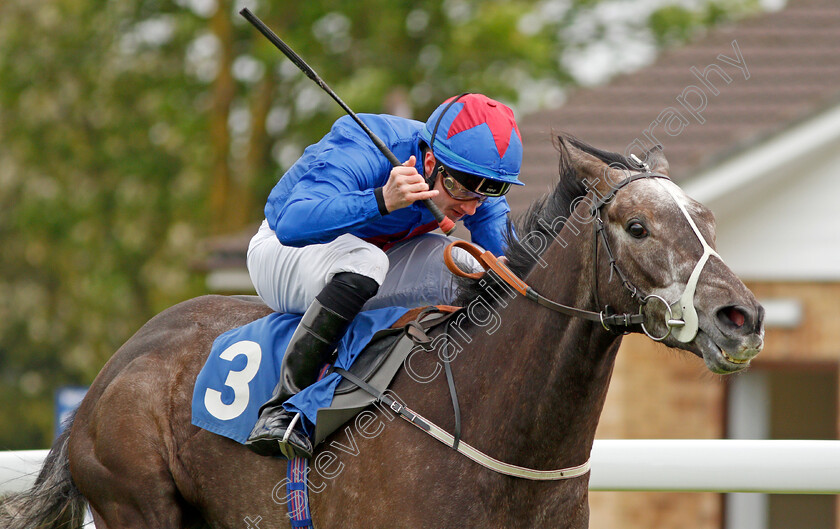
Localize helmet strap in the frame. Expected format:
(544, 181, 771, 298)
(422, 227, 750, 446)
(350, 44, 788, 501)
(428, 93, 470, 157)
(420, 146, 437, 189)
(426, 93, 468, 191)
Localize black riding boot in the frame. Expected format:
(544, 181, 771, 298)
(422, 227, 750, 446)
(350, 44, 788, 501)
(245, 272, 379, 458)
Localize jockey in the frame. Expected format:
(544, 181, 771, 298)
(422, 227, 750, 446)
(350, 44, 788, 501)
(245, 93, 523, 458)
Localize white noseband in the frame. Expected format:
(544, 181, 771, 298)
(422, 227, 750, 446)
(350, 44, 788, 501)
(657, 183, 720, 343)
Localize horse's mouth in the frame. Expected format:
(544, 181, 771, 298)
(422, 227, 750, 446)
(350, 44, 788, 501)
(693, 329, 759, 374)
(719, 347, 750, 365)
(709, 344, 753, 374)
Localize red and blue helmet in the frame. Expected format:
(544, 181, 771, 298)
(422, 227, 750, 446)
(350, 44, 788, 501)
(420, 94, 524, 190)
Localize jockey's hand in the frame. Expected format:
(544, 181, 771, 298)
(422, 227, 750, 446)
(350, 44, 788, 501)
(382, 156, 439, 213)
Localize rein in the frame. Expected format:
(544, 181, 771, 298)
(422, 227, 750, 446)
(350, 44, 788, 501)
(445, 239, 645, 331)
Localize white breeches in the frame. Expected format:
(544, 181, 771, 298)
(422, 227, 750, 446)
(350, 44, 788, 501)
(247, 220, 481, 314)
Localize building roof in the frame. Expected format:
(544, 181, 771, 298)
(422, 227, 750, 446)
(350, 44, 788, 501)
(511, 0, 840, 215)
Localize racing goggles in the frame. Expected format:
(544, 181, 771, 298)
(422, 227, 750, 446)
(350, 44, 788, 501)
(438, 165, 511, 203)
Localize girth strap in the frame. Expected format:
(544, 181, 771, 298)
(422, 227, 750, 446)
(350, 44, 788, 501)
(442, 355, 462, 451)
(399, 307, 462, 449)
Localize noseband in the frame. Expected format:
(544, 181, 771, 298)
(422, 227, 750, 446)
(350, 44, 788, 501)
(445, 164, 719, 343)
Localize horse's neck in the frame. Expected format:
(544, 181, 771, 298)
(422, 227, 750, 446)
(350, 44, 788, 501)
(455, 230, 621, 472)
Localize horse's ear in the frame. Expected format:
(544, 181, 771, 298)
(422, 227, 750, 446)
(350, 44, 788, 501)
(556, 135, 620, 196)
(643, 145, 670, 176)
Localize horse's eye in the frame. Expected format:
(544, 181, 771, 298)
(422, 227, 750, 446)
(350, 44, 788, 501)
(627, 221, 649, 239)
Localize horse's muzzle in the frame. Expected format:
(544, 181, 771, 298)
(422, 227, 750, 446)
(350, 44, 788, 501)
(713, 302, 765, 361)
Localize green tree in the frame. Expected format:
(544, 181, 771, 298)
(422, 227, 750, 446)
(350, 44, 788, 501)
(649, 1, 760, 46)
(0, 0, 763, 449)
(0, 0, 208, 448)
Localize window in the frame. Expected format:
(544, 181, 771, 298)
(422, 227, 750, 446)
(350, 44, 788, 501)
(725, 365, 837, 529)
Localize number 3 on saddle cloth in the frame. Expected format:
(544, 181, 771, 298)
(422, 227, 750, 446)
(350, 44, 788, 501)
(191, 304, 454, 448)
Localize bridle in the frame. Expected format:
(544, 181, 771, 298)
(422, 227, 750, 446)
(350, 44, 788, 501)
(445, 162, 720, 343)
(589, 168, 678, 341)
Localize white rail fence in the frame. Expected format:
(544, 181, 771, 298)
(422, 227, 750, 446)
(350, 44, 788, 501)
(2, 440, 840, 496)
(1, 450, 48, 496)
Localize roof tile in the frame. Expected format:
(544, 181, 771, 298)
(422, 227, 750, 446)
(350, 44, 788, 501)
(517, 0, 840, 215)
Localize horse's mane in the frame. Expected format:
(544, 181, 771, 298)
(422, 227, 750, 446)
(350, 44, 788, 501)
(455, 134, 643, 306)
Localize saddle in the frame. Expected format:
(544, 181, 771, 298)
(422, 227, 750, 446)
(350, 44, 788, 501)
(311, 305, 459, 447)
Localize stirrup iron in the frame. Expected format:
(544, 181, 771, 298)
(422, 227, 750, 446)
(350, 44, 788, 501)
(282, 412, 301, 445)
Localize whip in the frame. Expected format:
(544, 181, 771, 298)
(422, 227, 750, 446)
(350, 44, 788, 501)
(240, 8, 455, 234)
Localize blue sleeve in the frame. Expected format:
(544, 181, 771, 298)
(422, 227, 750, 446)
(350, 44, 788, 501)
(270, 125, 392, 247)
(463, 197, 511, 257)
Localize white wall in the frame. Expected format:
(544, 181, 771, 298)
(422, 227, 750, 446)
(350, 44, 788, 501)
(710, 143, 840, 281)
(683, 102, 840, 282)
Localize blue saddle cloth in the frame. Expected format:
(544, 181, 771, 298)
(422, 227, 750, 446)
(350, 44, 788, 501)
(191, 306, 409, 443)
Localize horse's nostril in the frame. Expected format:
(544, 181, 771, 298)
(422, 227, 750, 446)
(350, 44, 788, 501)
(718, 306, 747, 329)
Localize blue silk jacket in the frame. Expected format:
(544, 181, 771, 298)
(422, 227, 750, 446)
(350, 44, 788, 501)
(264, 113, 511, 256)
